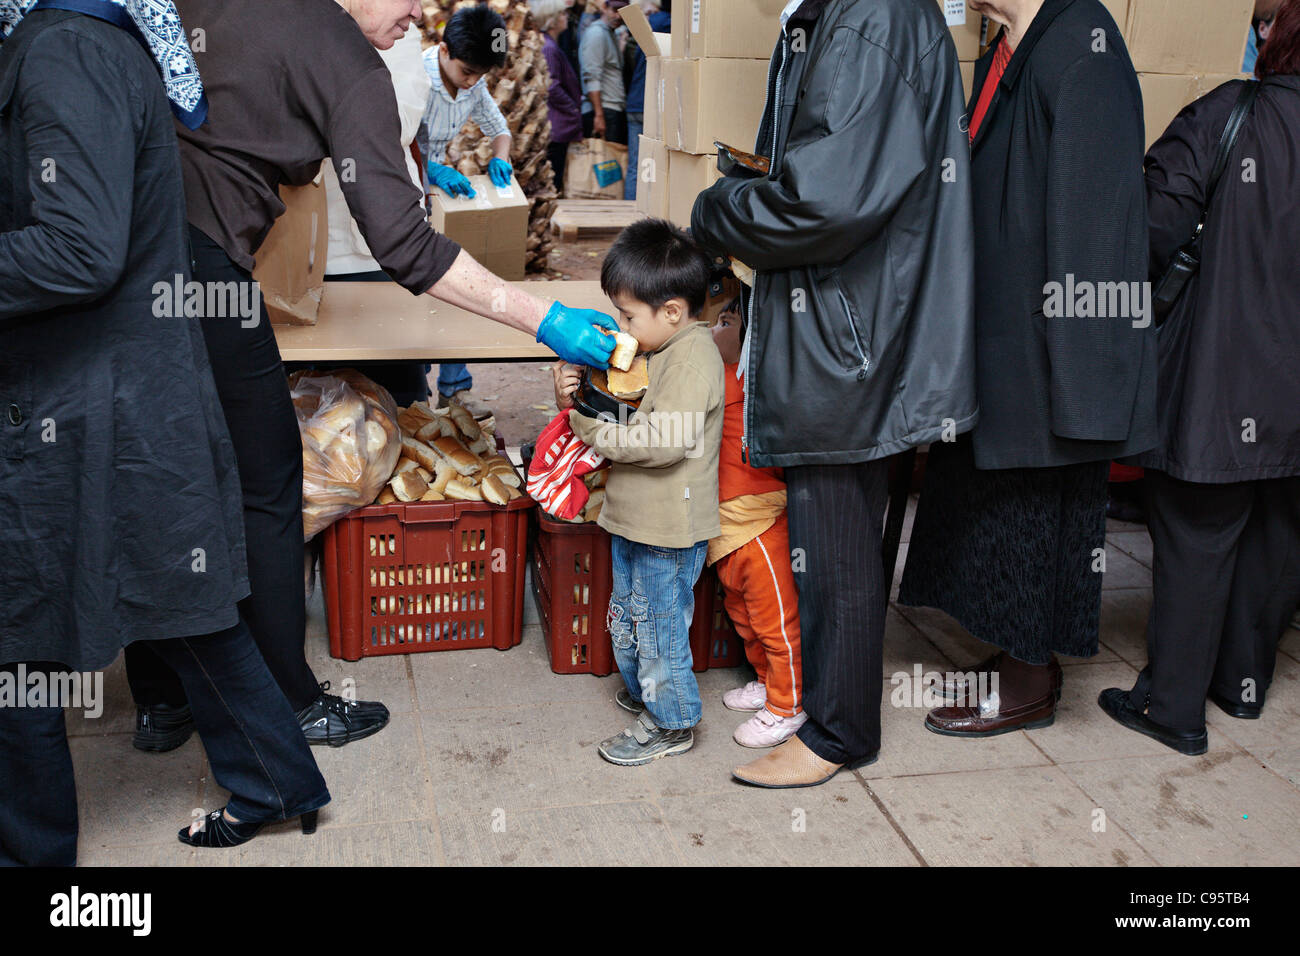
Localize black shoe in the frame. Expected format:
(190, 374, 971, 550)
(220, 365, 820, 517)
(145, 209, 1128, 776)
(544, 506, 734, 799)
(296, 681, 390, 747)
(178, 806, 319, 848)
(1097, 688, 1207, 755)
(133, 703, 195, 753)
(1208, 687, 1262, 720)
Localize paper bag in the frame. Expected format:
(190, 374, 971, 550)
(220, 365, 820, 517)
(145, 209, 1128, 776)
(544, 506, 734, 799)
(254, 180, 328, 326)
(564, 139, 628, 200)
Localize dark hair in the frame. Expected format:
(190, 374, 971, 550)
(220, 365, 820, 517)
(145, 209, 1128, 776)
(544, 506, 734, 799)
(443, 4, 509, 72)
(1257, 0, 1300, 77)
(600, 219, 713, 317)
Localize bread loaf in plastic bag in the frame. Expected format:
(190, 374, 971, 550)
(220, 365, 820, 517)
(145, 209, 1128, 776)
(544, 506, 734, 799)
(289, 368, 401, 540)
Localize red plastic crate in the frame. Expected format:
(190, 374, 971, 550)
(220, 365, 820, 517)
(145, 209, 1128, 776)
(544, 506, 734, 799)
(322, 493, 534, 661)
(531, 513, 743, 675)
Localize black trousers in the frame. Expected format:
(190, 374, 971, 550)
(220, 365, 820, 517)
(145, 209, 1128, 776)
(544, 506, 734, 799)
(1, 625, 328, 866)
(1129, 471, 1300, 731)
(787, 460, 890, 764)
(547, 140, 570, 190)
(126, 226, 321, 712)
(581, 108, 628, 145)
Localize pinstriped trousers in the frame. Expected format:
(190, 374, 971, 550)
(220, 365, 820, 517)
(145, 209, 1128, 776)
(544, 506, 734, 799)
(786, 461, 890, 764)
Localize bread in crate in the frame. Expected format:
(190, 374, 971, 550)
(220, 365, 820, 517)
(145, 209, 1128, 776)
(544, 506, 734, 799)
(379, 401, 525, 507)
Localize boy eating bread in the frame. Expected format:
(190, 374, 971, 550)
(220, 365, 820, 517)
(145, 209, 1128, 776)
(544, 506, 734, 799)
(563, 219, 724, 766)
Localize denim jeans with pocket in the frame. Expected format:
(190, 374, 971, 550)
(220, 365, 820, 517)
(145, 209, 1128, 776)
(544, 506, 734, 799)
(608, 535, 706, 730)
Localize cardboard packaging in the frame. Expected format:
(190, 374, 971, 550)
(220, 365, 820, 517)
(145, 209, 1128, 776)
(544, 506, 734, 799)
(427, 174, 529, 280)
(254, 179, 328, 326)
(1125, 0, 1253, 75)
(622, 6, 673, 140)
(667, 149, 722, 228)
(941, 1, 986, 60)
(960, 60, 975, 102)
(671, 0, 785, 59)
(635, 135, 671, 220)
(660, 56, 771, 155)
(1138, 72, 1252, 151)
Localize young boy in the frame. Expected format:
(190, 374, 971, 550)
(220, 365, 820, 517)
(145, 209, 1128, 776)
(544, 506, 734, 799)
(708, 300, 805, 747)
(559, 219, 724, 766)
(419, 4, 515, 419)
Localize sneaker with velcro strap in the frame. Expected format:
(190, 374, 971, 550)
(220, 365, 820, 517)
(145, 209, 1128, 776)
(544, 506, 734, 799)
(597, 710, 694, 766)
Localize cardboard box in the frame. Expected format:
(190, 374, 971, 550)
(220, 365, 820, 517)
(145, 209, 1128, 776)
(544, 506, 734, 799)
(623, 6, 672, 141)
(940, 1, 986, 60)
(1137, 72, 1251, 150)
(667, 149, 722, 228)
(427, 174, 530, 280)
(254, 179, 328, 326)
(671, 0, 785, 60)
(660, 56, 771, 155)
(635, 135, 671, 220)
(1125, 0, 1253, 75)
(960, 61, 975, 102)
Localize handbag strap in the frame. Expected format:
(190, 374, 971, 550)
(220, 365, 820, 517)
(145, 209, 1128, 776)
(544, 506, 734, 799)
(1191, 80, 1261, 245)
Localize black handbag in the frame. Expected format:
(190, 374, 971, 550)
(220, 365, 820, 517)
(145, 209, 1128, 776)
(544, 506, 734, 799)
(1151, 79, 1261, 326)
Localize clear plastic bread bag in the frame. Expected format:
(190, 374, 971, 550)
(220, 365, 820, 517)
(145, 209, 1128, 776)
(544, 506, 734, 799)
(289, 368, 401, 540)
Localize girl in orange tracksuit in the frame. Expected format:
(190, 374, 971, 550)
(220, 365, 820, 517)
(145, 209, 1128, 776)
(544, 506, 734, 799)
(709, 303, 805, 748)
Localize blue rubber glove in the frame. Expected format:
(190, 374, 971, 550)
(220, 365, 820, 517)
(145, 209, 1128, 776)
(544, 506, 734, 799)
(488, 157, 514, 188)
(536, 302, 620, 368)
(427, 161, 476, 198)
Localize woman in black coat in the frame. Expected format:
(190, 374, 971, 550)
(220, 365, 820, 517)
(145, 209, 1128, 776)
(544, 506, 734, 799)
(1099, 0, 1300, 754)
(0, 0, 328, 861)
(900, 0, 1156, 735)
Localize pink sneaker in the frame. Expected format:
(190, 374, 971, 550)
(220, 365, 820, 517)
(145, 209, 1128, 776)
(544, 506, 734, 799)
(723, 680, 767, 712)
(733, 709, 808, 748)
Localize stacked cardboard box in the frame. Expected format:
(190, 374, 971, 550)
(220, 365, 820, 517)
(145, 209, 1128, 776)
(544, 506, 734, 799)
(427, 174, 531, 280)
(630, 4, 775, 227)
(1122, 0, 1255, 149)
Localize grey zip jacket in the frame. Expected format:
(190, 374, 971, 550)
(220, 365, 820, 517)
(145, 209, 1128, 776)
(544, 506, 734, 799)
(691, 0, 977, 467)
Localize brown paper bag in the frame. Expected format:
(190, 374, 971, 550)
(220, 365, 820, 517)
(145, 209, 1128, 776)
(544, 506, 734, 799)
(253, 180, 328, 326)
(564, 138, 629, 200)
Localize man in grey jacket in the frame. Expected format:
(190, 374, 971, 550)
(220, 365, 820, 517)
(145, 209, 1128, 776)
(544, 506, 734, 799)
(579, 0, 629, 143)
(692, 0, 976, 787)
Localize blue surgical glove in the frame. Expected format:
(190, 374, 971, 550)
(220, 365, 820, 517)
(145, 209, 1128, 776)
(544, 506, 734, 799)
(536, 302, 620, 368)
(427, 161, 476, 198)
(488, 157, 514, 188)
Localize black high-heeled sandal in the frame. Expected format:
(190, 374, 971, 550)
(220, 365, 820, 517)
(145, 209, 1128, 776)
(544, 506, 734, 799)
(177, 807, 319, 847)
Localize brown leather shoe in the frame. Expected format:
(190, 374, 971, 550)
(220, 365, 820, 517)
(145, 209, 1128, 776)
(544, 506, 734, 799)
(732, 735, 877, 789)
(940, 654, 1063, 703)
(925, 691, 1056, 737)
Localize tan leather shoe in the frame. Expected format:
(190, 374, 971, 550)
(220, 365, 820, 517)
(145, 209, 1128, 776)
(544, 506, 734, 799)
(731, 735, 877, 789)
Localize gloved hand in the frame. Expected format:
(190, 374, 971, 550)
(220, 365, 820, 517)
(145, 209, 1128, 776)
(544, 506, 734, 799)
(427, 161, 476, 198)
(488, 157, 514, 188)
(536, 302, 619, 368)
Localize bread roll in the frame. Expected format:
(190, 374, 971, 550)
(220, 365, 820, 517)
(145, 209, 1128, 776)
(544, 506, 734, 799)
(400, 435, 440, 473)
(397, 401, 439, 436)
(444, 479, 483, 501)
(446, 403, 481, 441)
(431, 435, 480, 476)
(394, 458, 421, 475)
(363, 419, 388, 457)
(430, 461, 456, 496)
(389, 470, 429, 502)
(605, 331, 639, 372)
(607, 354, 649, 398)
(481, 474, 510, 506)
(376, 487, 398, 505)
(419, 488, 445, 501)
(467, 434, 492, 457)
(415, 466, 432, 481)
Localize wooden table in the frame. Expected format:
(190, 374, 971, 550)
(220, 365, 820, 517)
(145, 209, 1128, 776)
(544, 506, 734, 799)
(273, 279, 610, 364)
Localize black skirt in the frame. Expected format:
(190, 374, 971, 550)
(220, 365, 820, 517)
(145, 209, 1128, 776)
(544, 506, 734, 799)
(898, 435, 1109, 664)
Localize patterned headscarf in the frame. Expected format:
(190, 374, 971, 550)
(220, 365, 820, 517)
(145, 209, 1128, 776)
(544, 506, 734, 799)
(1, 0, 205, 128)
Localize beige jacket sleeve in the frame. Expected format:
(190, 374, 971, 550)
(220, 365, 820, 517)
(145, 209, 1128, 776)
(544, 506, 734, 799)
(570, 363, 714, 468)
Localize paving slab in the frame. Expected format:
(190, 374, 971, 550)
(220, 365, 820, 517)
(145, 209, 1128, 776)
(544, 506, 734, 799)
(438, 801, 681, 866)
(1202, 651, 1300, 760)
(1098, 588, 1150, 666)
(70, 734, 205, 849)
(1059, 751, 1300, 866)
(869, 765, 1157, 866)
(1107, 530, 1153, 568)
(1102, 546, 1152, 590)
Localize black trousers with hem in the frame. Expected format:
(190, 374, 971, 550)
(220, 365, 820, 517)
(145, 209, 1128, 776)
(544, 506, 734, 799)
(1129, 471, 1300, 731)
(787, 460, 891, 764)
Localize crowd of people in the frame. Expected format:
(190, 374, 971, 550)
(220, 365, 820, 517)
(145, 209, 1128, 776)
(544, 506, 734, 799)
(0, 0, 1297, 865)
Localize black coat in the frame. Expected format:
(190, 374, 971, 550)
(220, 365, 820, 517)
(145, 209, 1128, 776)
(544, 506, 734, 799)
(966, 0, 1156, 469)
(1135, 76, 1300, 482)
(691, 0, 977, 467)
(0, 10, 248, 670)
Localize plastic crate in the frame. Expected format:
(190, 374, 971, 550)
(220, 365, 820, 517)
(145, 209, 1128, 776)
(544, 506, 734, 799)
(322, 493, 534, 661)
(531, 512, 743, 675)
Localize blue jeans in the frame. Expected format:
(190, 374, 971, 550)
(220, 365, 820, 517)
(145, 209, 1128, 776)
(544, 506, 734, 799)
(437, 363, 473, 398)
(624, 115, 643, 200)
(608, 535, 706, 730)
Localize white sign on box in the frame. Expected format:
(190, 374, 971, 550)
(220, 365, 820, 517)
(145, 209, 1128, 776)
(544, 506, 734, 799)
(945, 0, 967, 26)
(692, 0, 701, 32)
